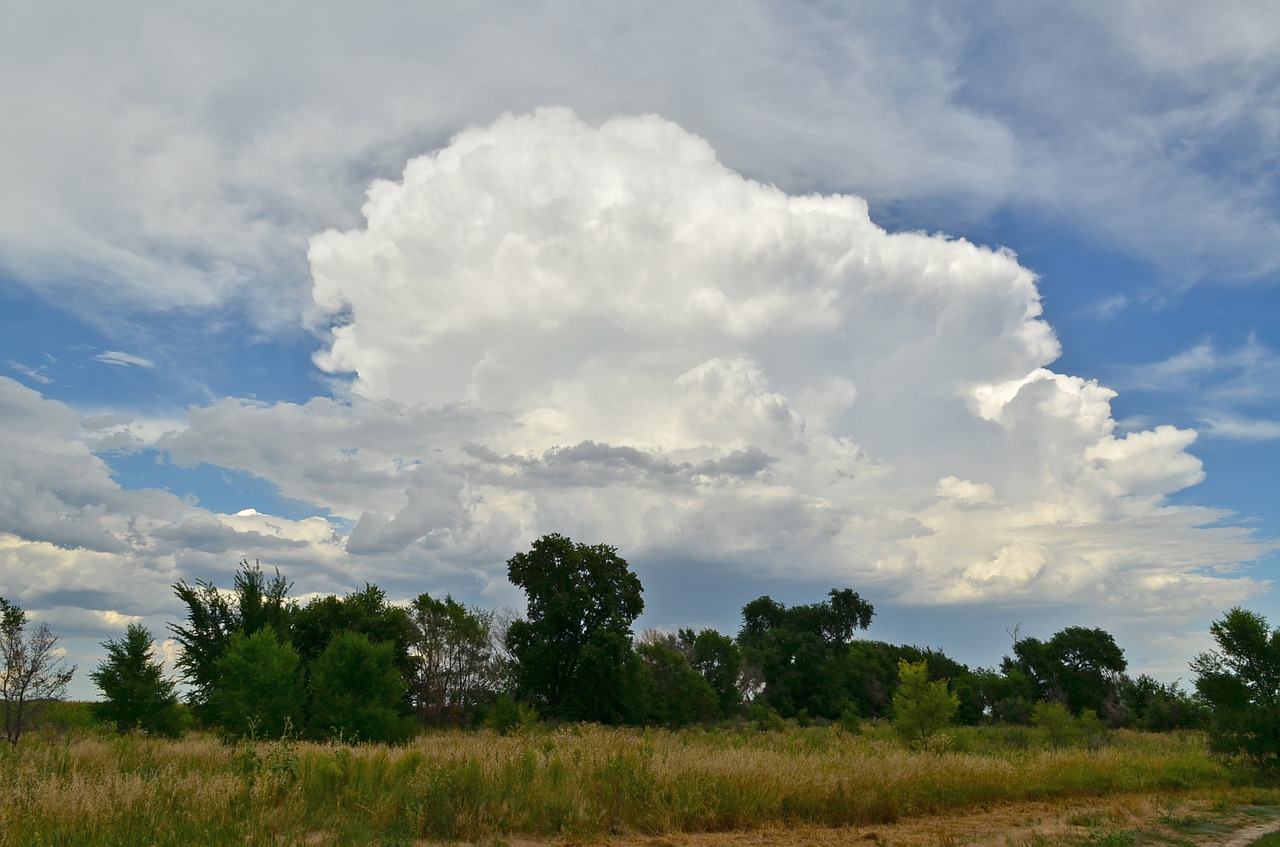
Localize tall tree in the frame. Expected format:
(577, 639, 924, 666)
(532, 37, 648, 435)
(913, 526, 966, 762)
(506, 534, 645, 722)
(292, 584, 414, 680)
(737, 589, 875, 719)
(0, 598, 75, 745)
(90, 624, 183, 736)
(408, 593, 498, 725)
(1192, 607, 1280, 770)
(169, 560, 293, 716)
(1002, 626, 1126, 717)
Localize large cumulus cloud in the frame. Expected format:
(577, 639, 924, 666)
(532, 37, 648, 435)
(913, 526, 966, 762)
(164, 110, 1268, 621)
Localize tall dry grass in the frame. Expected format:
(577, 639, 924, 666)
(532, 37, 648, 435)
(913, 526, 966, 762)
(0, 724, 1241, 845)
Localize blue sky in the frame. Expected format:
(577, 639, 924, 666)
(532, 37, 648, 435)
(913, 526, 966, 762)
(1, 2, 1277, 698)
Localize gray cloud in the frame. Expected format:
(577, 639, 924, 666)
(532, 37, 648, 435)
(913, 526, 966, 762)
(2, 1, 1274, 333)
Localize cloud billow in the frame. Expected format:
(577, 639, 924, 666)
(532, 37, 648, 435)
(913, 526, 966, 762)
(285, 108, 1266, 612)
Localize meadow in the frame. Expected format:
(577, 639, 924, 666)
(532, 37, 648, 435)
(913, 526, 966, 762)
(3, 722, 1275, 846)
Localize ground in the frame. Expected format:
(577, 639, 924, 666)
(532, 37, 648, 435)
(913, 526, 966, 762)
(486, 791, 1280, 847)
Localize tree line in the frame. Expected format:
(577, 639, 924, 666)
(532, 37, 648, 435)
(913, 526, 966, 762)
(2, 533, 1279, 771)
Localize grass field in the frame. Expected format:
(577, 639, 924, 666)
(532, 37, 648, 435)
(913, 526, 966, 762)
(0, 723, 1272, 846)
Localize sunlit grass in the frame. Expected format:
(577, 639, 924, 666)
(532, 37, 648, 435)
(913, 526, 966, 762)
(0, 724, 1251, 845)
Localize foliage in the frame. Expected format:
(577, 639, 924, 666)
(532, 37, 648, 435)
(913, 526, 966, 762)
(1002, 626, 1127, 718)
(737, 588, 875, 719)
(892, 658, 958, 747)
(505, 534, 645, 722)
(169, 560, 293, 716)
(482, 694, 538, 734)
(308, 631, 414, 743)
(677, 627, 743, 717)
(636, 638, 718, 727)
(0, 597, 75, 745)
(1117, 674, 1207, 731)
(1031, 700, 1080, 751)
(293, 584, 415, 679)
(207, 627, 304, 739)
(1192, 606, 1280, 771)
(408, 593, 499, 725)
(89, 624, 183, 736)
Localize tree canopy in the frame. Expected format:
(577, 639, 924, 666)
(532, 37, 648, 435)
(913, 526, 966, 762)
(1192, 607, 1280, 770)
(505, 534, 645, 722)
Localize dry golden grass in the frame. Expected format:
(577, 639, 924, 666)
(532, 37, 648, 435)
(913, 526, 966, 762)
(0, 724, 1271, 846)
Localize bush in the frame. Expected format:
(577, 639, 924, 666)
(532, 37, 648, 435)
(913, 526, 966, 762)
(483, 695, 539, 735)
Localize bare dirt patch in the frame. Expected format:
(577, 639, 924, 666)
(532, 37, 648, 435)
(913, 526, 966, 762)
(477, 791, 1280, 847)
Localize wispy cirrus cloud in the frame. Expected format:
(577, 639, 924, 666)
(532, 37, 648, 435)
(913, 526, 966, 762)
(1118, 335, 1280, 440)
(95, 351, 155, 368)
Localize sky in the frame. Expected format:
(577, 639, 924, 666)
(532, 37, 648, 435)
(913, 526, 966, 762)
(1, 1, 1278, 701)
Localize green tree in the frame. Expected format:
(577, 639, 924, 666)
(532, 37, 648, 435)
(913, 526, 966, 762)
(505, 534, 645, 723)
(678, 628, 743, 718)
(1191, 607, 1280, 770)
(892, 658, 958, 747)
(90, 624, 183, 736)
(737, 589, 875, 719)
(408, 593, 498, 725)
(206, 627, 303, 738)
(293, 584, 414, 680)
(308, 631, 413, 743)
(1, 598, 75, 745)
(1117, 674, 1206, 731)
(636, 637, 717, 726)
(1031, 700, 1079, 751)
(1002, 626, 1126, 718)
(169, 560, 293, 717)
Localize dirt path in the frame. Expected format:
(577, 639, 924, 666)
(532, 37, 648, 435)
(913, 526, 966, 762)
(492, 791, 1280, 847)
(1219, 819, 1280, 847)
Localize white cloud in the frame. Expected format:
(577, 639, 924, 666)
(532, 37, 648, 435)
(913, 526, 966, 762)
(1203, 415, 1280, 442)
(0, 377, 365, 696)
(1118, 336, 1280, 440)
(2, 1, 1275, 331)
(7, 360, 52, 384)
(95, 351, 155, 368)
(162, 111, 1272, 639)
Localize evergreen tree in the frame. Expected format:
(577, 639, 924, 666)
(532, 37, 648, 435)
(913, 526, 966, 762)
(90, 624, 183, 736)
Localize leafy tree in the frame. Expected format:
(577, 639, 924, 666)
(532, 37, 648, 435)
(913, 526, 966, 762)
(1192, 607, 1280, 770)
(892, 658, 958, 747)
(737, 589, 874, 719)
(408, 593, 498, 725)
(308, 631, 413, 743)
(1117, 674, 1206, 732)
(90, 624, 183, 736)
(505, 534, 645, 722)
(206, 627, 303, 738)
(1031, 700, 1079, 750)
(169, 560, 293, 716)
(636, 637, 717, 726)
(677, 628, 743, 717)
(293, 584, 414, 680)
(1, 598, 75, 745)
(1002, 626, 1126, 718)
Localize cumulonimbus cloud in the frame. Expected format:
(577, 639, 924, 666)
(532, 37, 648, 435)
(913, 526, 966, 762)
(264, 108, 1268, 613)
